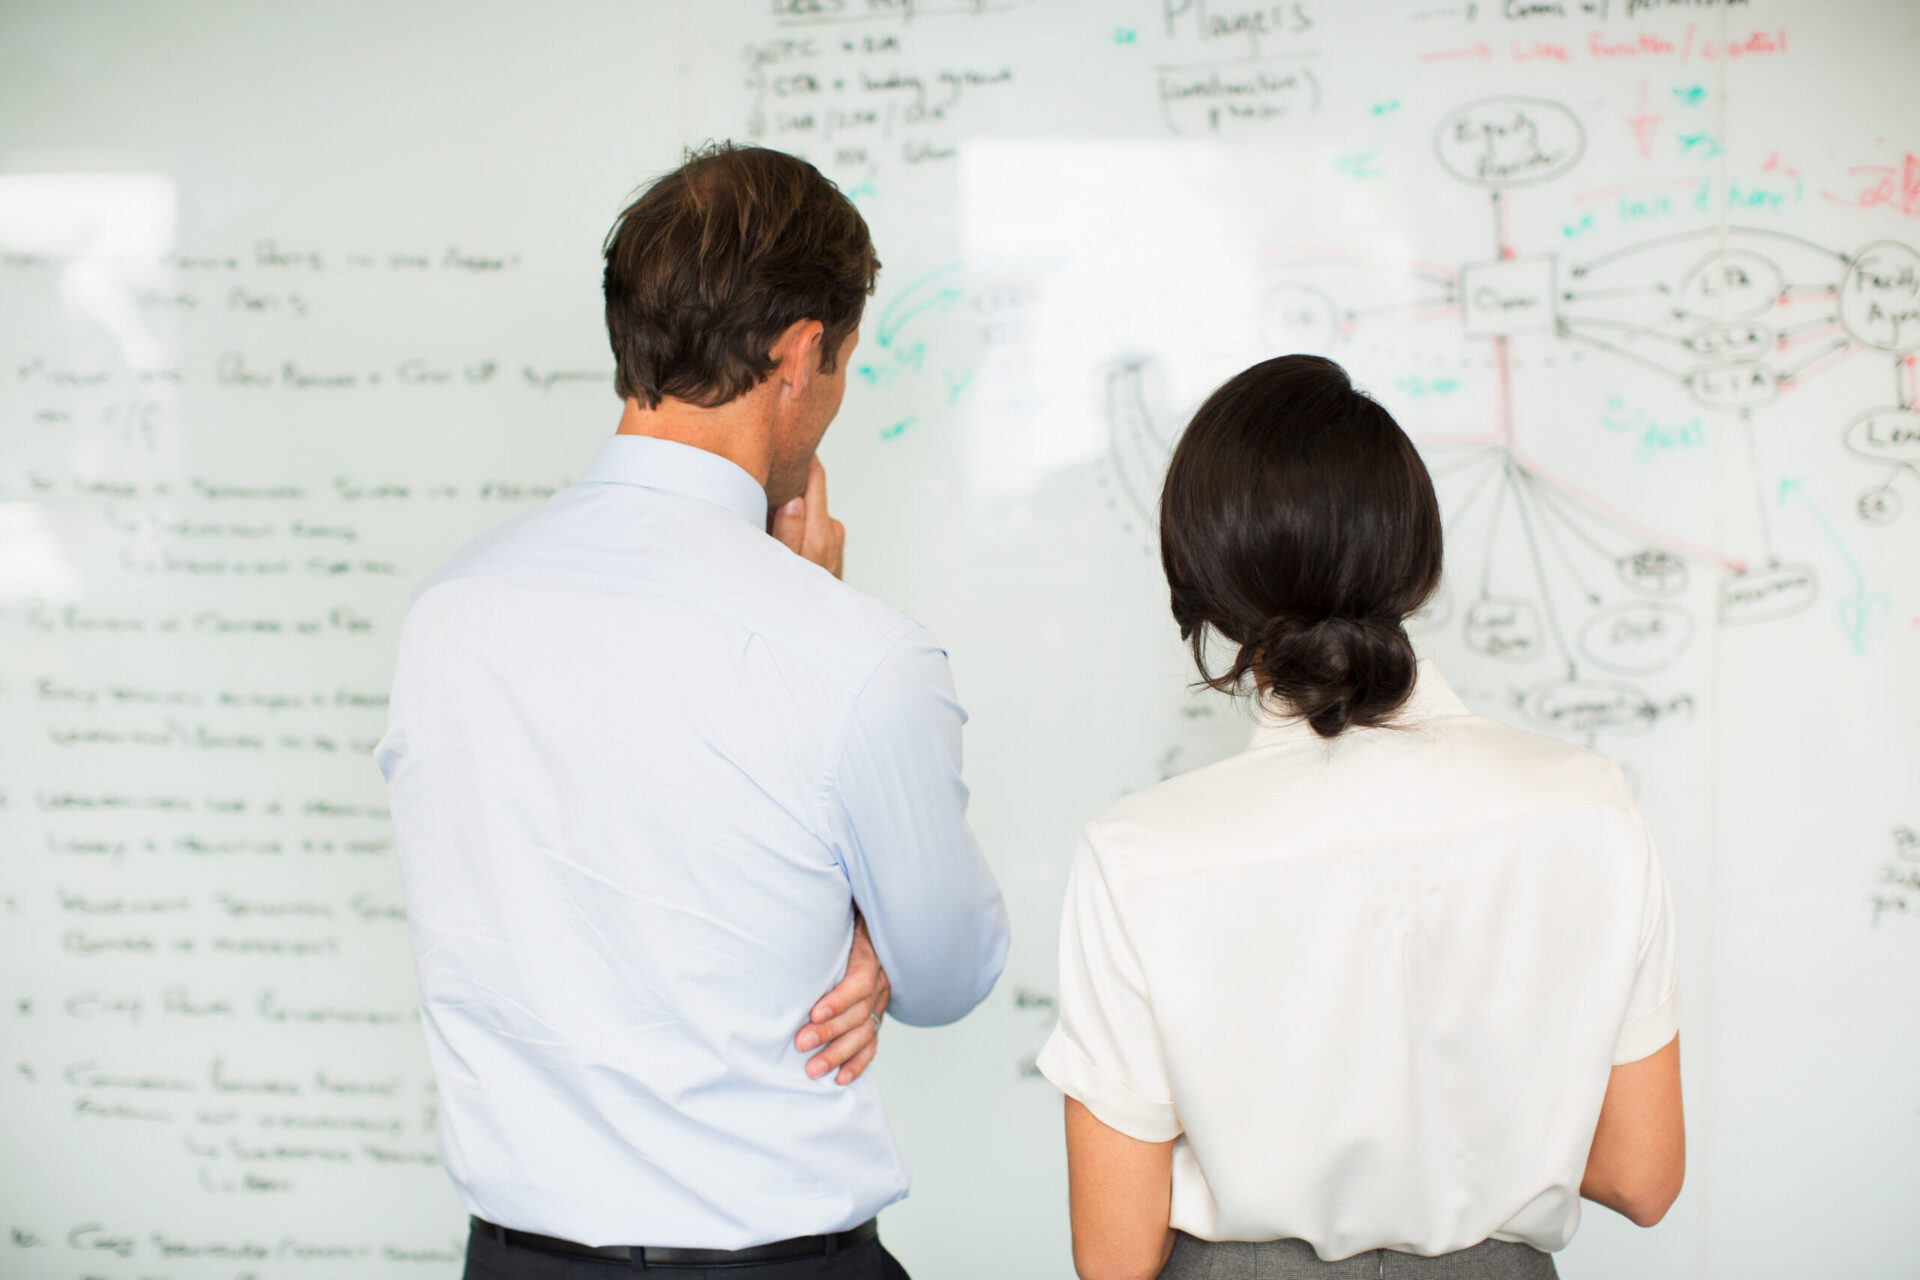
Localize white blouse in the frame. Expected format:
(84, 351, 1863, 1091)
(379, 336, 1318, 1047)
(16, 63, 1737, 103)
(1038, 661, 1679, 1260)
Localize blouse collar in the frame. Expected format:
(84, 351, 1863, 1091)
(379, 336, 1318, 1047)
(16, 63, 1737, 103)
(1248, 658, 1471, 750)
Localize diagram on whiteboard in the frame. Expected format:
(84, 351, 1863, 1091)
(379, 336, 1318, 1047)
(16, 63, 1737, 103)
(1104, 96, 1913, 740)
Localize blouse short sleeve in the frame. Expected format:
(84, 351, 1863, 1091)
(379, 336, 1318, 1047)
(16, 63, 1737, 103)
(1036, 836, 1182, 1142)
(1613, 815, 1682, 1064)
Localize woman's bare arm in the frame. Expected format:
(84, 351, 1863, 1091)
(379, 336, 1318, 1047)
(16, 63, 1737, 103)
(1064, 1096, 1177, 1280)
(1581, 1034, 1685, 1227)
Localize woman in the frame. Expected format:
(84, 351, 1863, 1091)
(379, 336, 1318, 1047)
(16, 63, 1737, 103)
(1037, 356, 1683, 1280)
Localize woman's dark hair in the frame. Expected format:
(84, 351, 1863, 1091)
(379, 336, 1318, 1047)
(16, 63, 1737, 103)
(1159, 355, 1443, 738)
(603, 142, 879, 409)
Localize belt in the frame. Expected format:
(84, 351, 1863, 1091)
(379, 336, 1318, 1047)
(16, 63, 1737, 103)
(474, 1216, 879, 1269)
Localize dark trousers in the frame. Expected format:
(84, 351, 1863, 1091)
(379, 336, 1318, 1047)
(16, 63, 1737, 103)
(1158, 1233, 1557, 1279)
(463, 1220, 912, 1280)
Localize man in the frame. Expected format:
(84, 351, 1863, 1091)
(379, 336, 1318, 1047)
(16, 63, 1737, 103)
(377, 143, 1009, 1279)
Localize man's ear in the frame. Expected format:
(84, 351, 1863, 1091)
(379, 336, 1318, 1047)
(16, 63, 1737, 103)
(771, 318, 825, 400)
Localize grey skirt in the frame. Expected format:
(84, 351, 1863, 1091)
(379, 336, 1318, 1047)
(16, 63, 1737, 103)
(1157, 1233, 1558, 1280)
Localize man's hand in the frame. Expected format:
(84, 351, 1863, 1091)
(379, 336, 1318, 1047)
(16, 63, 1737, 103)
(796, 913, 889, 1085)
(769, 457, 845, 579)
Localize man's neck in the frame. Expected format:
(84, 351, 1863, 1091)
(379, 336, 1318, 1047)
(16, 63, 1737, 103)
(615, 395, 774, 490)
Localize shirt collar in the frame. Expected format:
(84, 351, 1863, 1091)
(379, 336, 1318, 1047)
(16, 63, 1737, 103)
(578, 434, 769, 528)
(1248, 658, 1470, 750)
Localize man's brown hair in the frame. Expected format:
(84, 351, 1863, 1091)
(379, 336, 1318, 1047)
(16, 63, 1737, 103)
(603, 143, 880, 409)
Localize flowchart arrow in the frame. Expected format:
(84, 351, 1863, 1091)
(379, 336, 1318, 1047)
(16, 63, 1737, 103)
(1778, 477, 1889, 653)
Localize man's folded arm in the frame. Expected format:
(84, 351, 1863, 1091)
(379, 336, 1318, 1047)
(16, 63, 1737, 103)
(824, 624, 1009, 1027)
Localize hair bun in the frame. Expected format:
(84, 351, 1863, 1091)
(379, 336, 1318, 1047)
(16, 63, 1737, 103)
(1157, 355, 1443, 737)
(1254, 615, 1417, 737)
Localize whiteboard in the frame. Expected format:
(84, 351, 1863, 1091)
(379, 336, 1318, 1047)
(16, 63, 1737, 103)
(2, 2, 1917, 1277)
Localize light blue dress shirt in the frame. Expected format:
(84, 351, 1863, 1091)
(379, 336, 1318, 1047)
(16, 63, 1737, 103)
(376, 435, 1009, 1248)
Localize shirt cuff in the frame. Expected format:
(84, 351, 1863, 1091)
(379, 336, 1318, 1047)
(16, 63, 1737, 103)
(1612, 986, 1681, 1065)
(1036, 1027, 1182, 1143)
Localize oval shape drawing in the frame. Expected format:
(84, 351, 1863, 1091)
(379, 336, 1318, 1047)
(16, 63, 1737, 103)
(1463, 597, 1541, 662)
(1678, 250, 1784, 320)
(1434, 98, 1585, 189)
(1843, 407, 1920, 463)
(1263, 282, 1340, 356)
(1578, 602, 1694, 676)
(1838, 240, 1920, 353)
(1521, 679, 1662, 737)
(1683, 321, 1772, 360)
(1617, 548, 1689, 597)
(1858, 485, 1903, 525)
(1687, 361, 1777, 409)
(1719, 563, 1818, 625)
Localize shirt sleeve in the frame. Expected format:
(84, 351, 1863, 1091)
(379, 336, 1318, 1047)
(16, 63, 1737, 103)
(822, 624, 1009, 1028)
(373, 630, 410, 782)
(1613, 813, 1681, 1064)
(1036, 836, 1181, 1143)
(373, 728, 404, 782)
